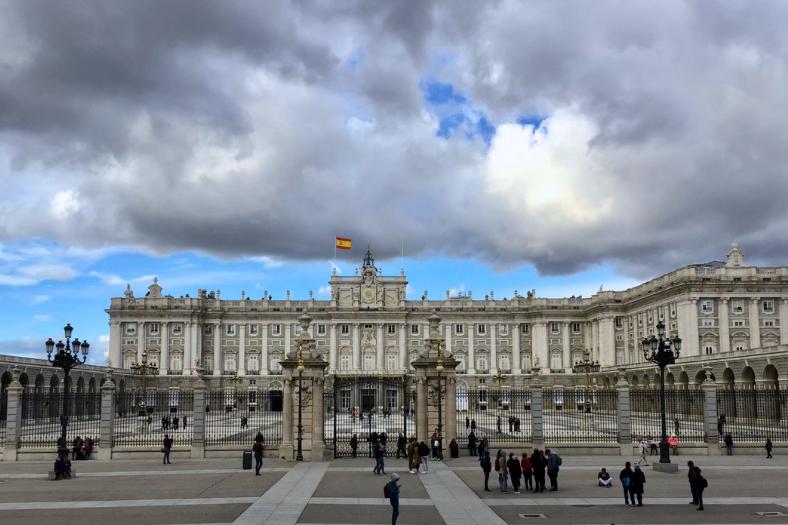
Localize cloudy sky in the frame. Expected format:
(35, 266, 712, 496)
(2, 0, 788, 363)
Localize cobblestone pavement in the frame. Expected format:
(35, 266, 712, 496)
(1, 452, 787, 524)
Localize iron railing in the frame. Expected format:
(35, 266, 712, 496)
(456, 389, 533, 449)
(543, 388, 618, 444)
(113, 390, 193, 447)
(717, 386, 788, 442)
(630, 388, 705, 443)
(204, 390, 282, 447)
(0, 389, 7, 448)
(18, 392, 102, 448)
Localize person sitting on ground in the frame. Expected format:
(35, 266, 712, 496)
(54, 451, 72, 480)
(449, 438, 459, 458)
(668, 434, 679, 454)
(598, 467, 613, 487)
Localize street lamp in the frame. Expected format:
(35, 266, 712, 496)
(641, 320, 681, 464)
(426, 312, 446, 452)
(227, 371, 243, 412)
(572, 350, 600, 413)
(295, 313, 312, 462)
(131, 351, 158, 416)
(45, 323, 90, 456)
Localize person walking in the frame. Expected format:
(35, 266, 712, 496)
(386, 473, 401, 525)
(674, 417, 680, 437)
(431, 431, 440, 460)
(531, 448, 546, 493)
(374, 439, 386, 475)
(470, 418, 477, 432)
(477, 437, 487, 460)
(350, 434, 359, 458)
(521, 452, 533, 491)
(630, 465, 646, 506)
(407, 437, 417, 474)
(724, 433, 734, 455)
(687, 461, 699, 505)
(466, 416, 470, 430)
(546, 448, 560, 491)
(418, 440, 430, 473)
(252, 436, 264, 476)
(766, 438, 773, 458)
(496, 416, 502, 434)
(694, 467, 708, 511)
(481, 450, 492, 491)
(396, 433, 407, 459)
(162, 434, 173, 465)
(507, 452, 522, 494)
(636, 438, 649, 466)
(495, 450, 509, 493)
(619, 461, 634, 506)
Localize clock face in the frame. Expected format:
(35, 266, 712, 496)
(362, 287, 375, 302)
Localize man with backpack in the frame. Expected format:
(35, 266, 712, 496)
(546, 448, 561, 491)
(385, 472, 400, 525)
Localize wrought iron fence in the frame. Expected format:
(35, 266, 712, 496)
(327, 376, 415, 457)
(630, 388, 705, 443)
(113, 390, 193, 447)
(543, 388, 618, 444)
(717, 386, 788, 442)
(19, 392, 102, 448)
(204, 390, 282, 447)
(0, 389, 7, 448)
(456, 389, 532, 450)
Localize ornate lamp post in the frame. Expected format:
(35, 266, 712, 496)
(228, 371, 243, 411)
(45, 323, 89, 455)
(641, 321, 681, 464)
(572, 350, 600, 413)
(131, 351, 158, 416)
(493, 370, 507, 409)
(294, 313, 313, 462)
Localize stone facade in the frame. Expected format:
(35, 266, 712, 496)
(104, 245, 788, 390)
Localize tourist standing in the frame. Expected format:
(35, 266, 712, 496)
(407, 437, 417, 474)
(636, 438, 649, 466)
(630, 465, 646, 506)
(521, 452, 533, 491)
(350, 434, 359, 458)
(694, 467, 708, 511)
(496, 416, 502, 434)
(386, 473, 400, 525)
(480, 451, 492, 491)
(162, 434, 173, 465)
(468, 431, 477, 456)
(374, 439, 386, 475)
(449, 438, 459, 458)
(619, 461, 634, 506)
(470, 418, 477, 432)
(507, 453, 522, 494)
(418, 440, 430, 473)
(546, 449, 560, 491)
(674, 417, 680, 437)
(466, 416, 470, 430)
(252, 435, 264, 476)
(724, 433, 734, 455)
(687, 461, 699, 504)
(396, 433, 406, 459)
(495, 450, 509, 493)
(766, 438, 773, 458)
(531, 448, 546, 493)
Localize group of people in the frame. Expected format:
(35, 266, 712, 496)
(597, 460, 708, 510)
(70, 435, 94, 460)
(480, 448, 561, 494)
(159, 415, 185, 431)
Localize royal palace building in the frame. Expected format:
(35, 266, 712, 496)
(106, 245, 788, 389)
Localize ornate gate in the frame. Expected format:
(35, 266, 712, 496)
(326, 375, 415, 458)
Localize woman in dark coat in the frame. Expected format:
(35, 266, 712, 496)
(630, 465, 646, 506)
(530, 448, 546, 493)
(506, 453, 523, 494)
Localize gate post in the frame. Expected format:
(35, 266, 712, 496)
(416, 375, 428, 442)
(4, 368, 23, 461)
(530, 368, 544, 447)
(445, 376, 457, 445)
(702, 367, 720, 455)
(98, 371, 115, 461)
(312, 377, 327, 460)
(279, 377, 294, 459)
(616, 369, 631, 456)
(191, 376, 206, 459)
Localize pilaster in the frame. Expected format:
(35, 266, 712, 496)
(261, 323, 269, 375)
(615, 371, 631, 455)
(780, 299, 788, 345)
(530, 370, 544, 447)
(512, 323, 522, 374)
(702, 368, 720, 454)
(490, 323, 498, 374)
(750, 299, 761, 350)
(4, 369, 23, 461)
(238, 323, 246, 376)
(376, 323, 384, 371)
(213, 322, 221, 375)
(467, 323, 476, 375)
(160, 321, 169, 376)
(562, 322, 570, 373)
(191, 378, 206, 458)
(719, 298, 730, 354)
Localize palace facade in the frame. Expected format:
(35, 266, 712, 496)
(106, 245, 788, 388)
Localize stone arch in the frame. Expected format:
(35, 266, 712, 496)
(76, 376, 85, 393)
(678, 371, 690, 388)
(763, 364, 779, 383)
(88, 377, 97, 393)
(693, 370, 707, 386)
(741, 366, 756, 387)
(761, 364, 782, 420)
(267, 379, 283, 412)
(118, 379, 126, 393)
(629, 375, 639, 387)
(666, 372, 675, 387)
(456, 379, 469, 412)
(34, 373, 45, 391)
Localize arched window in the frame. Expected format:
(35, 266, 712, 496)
(270, 357, 282, 373)
(340, 354, 351, 370)
(477, 355, 488, 372)
(499, 354, 510, 372)
(386, 353, 398, 370)
(550, 351, 562, 371)
(248, 355, 259, 373)
(363, 353, 375, 371)
(171, 355, 182, 372)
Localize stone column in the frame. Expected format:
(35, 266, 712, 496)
(445, 376, 457, 441)
(279, 377, 294, 459)
(689, 299, 700, 356)
(195, 321, 203, 370)
(376, 324, 384, 371)
(261, 323, 269, 375)
(329, 323, 337, 372)
(750, 299, 761, 350)
(719, 298, 730, 354)
(312, 377, 326, 460)
(533, 322, 548, 371)
(285, 324, 292, 362)
(4, 369, 23, 461)
(445, 323, 452, 355)
(238, 324, 246, 375)
(512, 323, 522, 374)
(591, 320, 599, 362)
(416, 375, 428, 442)
(98, 374, 115, 460)
(399, 323, 407, 370)
(184, 321, 192, 374)
(599, 317, 616, 367)
(213, 323, 221, 375)
(615, 371, 631, 455)
(623, 318, 630, 364)
(137, 321, 145, 363)
(191, 379, 206, 458)
(109, 321, 121, 368)
(160, 321, 169, 376)
(780, 299, 788, 345)
(490, 323, 498, 374)
(352, 324, 360, 370)
(562, 322, 571, 373)
(530, 371, 544, 447)
(702, 369, 720, 455)
(467, 323, 476, 375)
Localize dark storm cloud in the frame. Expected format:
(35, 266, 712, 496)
(2, 0, 788, 279)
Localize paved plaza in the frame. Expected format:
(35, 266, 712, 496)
(2, 451, 788, 525)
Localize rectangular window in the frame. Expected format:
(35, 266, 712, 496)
(616, 334, 624, 341)
(172, 324, 182, 335)
(317, 324, 326, 336)
(701, 300, 713, 313)
(571, 322, 581, 333)
(271, 324, 281, 336)
(226, 324, 237, 336)
(455, 324, 464, 335)
(521, 324, 530, 335)
(340, 324, 350, 335)
(125, 323, 137, 336)
(386, 353, 397, 370)
(550, 322, 559, 334)
(615, 317, 623, 328)
(410, 324, 420, 336)
(339, 354, 350, 370)
(294, 324, 303, 336)
(732, 301, 743, 314)
(148, 322, 159, 335)
(702, 319, 714, 327)
(764, 320, 776, 327)
(763, 300, 774, 313)
(733, 320, 745, 327)
(499, 324, 509, 336)
(704, 345, 714, 355)
(735, 345, 745, 351)
(204, 325, 212, 335)
(249, 325, 258, 336)
(477, 324, 487, 335)
(387, 324, 396, 335)
(364, 324, 373, 330)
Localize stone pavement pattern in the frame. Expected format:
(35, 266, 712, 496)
(1, 454, 788, 524)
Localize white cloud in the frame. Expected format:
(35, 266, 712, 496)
(448, 283, 466, 297)
(50, 189, 81, 220)
(32, 314, 51, 322)
(32, 294, 51, 303)
(317, 285, 332, 297)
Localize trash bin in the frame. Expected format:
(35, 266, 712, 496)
(242, 450, 253, 470)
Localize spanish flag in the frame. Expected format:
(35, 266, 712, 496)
(335, 237, 352, 250)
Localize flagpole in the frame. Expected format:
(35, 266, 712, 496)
(333, 240, 337, 274)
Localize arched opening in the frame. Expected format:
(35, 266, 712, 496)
(761, 364, 781, 420)
(0, 371, 12, 423)
(268, 380, 283, 412)
(737, 366, 758, 419)
(48, 375, 61, 418)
